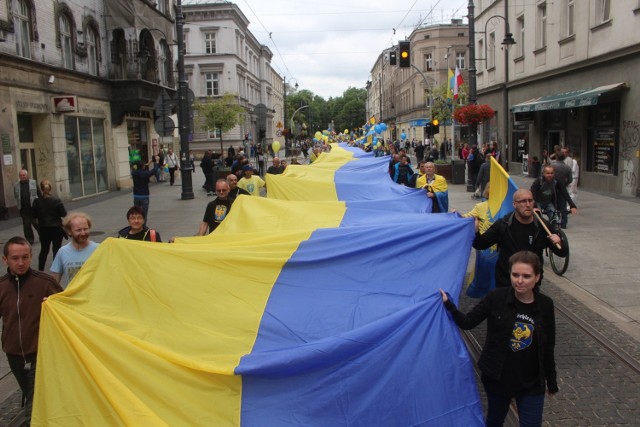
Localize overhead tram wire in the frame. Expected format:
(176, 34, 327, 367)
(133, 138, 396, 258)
(242, 0, 294, 79)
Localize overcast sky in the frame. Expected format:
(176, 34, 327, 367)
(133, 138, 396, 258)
(184, 0, 469, 99)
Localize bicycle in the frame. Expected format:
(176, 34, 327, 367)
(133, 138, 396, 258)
(535, 206, 570, 276)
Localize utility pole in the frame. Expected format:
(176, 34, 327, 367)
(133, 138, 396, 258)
(176, 0, 193, 200)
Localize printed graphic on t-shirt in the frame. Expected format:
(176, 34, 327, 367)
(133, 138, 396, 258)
(67, 264, 84, 283)
(246, 183, 255, 194)
(510, 321, 534, 352)
(214, 204, 228, 221)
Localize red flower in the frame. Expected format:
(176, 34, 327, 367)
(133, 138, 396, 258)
(453, 104, 496, 125)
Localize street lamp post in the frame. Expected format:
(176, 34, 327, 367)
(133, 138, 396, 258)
(467, 1, 515, 146)
(283, 77, 298, 157)
(176, 0, 193, 200)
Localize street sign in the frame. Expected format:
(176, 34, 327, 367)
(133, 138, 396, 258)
(276, 130, 282, 137)
(276, 121, 283, 129)
(154, 116, 175, 137)
(154, 89, 176, 116)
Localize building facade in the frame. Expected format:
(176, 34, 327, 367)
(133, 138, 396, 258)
(367, 20, 469, 147)
(182, 2, 281, 159)
(0, 0, 179, 216)
(475, 0, 640, 197)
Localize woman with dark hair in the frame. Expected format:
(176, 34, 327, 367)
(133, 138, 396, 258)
(117, 206, 162, 242)
(32, 179, 67, 270)
(440, 251, 558, 427)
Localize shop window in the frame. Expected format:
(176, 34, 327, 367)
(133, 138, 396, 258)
(586, 102, 619, 175)
(65, 116, 108, 198)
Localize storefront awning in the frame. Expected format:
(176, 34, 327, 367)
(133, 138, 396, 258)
(511, 82, 627, 113)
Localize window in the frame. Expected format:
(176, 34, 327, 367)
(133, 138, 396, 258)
(516, 15, 525, 57)
(65, 116, 107, 197)
(158, 41, 171, 86)
(488, 32, 495, 69)
(59, 14, 74, 69)
(424, 53, 433, 71)
(455, 52, 465, 69)
(205, 72, 219, 96)
(157, 0, 167, 15)
(205, 33, 216, 54)
(14, 0, 32, 59)
(87, 27, 98, 76)
(477, 39, 484, 71)
(597, 0, 610, 22)
(537, 2, 547, 49)
(566, 0, 575, 36)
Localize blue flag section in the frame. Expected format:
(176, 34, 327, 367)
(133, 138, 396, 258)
(238, 218, 483, 426)
(467, 157, 519, 298)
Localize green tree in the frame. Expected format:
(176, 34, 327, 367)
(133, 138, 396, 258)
(195, 93, 245, 157)
(283, 86, 366, 139)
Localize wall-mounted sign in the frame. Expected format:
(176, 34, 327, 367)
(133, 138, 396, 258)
(53, 96, 78, 113)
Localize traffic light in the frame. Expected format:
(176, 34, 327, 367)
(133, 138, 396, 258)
(431, 119, 439, 135)
(389, 50, 397, 66)
(399, 41, 411, 68)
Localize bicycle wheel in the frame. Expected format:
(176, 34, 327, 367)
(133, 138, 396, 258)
(549, 229, 569, 276)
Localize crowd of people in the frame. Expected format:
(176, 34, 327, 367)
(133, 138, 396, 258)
(2, 139, 576, 426)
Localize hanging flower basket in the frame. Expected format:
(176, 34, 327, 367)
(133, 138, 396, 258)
(453, 104, 496, 125)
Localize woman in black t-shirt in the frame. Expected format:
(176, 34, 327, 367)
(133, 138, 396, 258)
(440, 251, 557, 427)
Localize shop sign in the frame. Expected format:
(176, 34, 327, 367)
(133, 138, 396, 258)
(53, 96, 78, 113)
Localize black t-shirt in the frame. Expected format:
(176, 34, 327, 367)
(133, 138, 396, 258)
(118, 227, 162, 242)
(483, 300, 542, 396)
(203, 197, 234, 233)
(266, 165, 285, 175)
(508, 219, 538, 252)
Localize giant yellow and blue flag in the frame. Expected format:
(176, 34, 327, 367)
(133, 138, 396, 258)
(466, 157, 519, 298)
(33, 145, 484, 426)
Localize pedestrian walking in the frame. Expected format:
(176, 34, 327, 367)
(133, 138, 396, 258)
(117, 206, 162, 242)
(51, 212, 99, 289)
(1, 237, 63, 426)
(31, 179, 67, 270)
(440, 251, 558, 427)
(13, 169, 41, 245)
(165, 148, 180, 186)
(132, 156, 159, 224)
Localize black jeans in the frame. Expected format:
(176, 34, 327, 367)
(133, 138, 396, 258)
(38, 226, 65, 270)
(168, 167, 178, 185)
(21, 213, 38, 245)
(8, 354, 37, 426)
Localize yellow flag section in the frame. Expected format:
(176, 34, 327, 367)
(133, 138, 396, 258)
(33, 203, 345, 426)
(266, 145, 355, 201)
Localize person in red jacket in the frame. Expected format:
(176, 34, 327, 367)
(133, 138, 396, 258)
(0, 236, 63, 426)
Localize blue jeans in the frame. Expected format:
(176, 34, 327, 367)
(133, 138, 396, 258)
(485, 389, 545, 427)
(134, 196, 150, 226)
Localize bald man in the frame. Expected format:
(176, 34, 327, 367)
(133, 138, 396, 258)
(473, 189, 566, 288)
(266, 157, 285, 175)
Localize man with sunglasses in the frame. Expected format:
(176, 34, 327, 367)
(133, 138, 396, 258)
(472, 189, 567, 288)
(195, 179, 235, 236)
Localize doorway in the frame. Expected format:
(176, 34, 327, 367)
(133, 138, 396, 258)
(17, 113, 38, 180)
(546, 130, 565, 155)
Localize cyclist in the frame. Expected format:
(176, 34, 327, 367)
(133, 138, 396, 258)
(531, 165, 577, 230)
